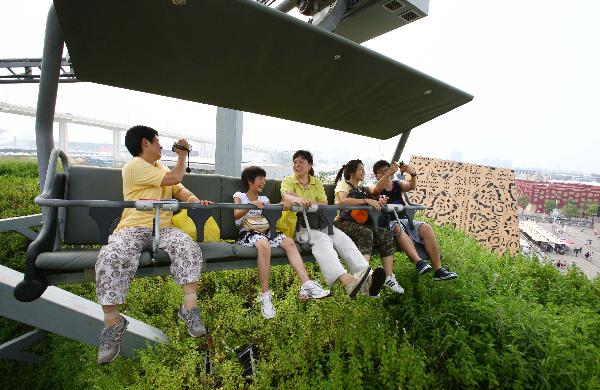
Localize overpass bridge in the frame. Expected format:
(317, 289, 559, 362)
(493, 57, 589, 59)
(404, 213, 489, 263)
(0, 102, 274, 166)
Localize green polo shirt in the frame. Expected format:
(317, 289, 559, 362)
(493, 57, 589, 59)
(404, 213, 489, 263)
(280, 175, 328, 203)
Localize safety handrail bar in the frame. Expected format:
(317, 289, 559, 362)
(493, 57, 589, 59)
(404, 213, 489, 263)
(34, 198, 426, 212)
(39, 149, 70, 248)
(32, 197, 428, 247)
(402, 192, 422, 207)
(40, 149, 70, 198)
(294, 203, 426, 244)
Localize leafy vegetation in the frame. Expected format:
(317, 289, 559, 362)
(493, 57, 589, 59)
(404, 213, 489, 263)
(517, 195, 529, 210)
(316, 170, 334, 184)
(561, 200, 580, 219)
(0, 157, 39, 179)
(583, 200, 598, 218)
(1, 159, 599, 389)
(0, 158, 41, 272)
(544, 199, 557, 214)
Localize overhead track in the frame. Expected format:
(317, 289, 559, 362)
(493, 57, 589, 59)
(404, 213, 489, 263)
(0, 58, 77, 84)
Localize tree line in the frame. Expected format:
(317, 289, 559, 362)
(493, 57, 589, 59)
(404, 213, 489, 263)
(517, 195, 598, 218)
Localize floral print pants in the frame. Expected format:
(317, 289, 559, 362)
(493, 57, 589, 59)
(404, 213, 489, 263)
(95, 227, 202, 305)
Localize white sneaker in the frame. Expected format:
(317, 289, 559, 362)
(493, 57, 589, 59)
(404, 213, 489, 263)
(298, 280, 331, 300)
(257, 291, 276, 320)
(384, 274, 405, 294)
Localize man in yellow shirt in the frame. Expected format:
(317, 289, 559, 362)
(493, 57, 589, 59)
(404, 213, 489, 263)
(95, 125, 211, 365)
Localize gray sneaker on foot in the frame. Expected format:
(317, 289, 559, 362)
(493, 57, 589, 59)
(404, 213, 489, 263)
(178, 305, 207, 337)
(360, 267, 386, 297)
(345, 266, 371, 298)
(257, 291, 276, 320)
(97, 315, 128, 365)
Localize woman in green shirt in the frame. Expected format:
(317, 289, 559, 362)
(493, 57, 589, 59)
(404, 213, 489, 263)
(280, 150, 385, 298)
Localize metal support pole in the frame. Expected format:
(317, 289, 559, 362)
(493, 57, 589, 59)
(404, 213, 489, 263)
(0, 214, 43, 241)
(391, 129, 412, 163)
(112, 128, 122, 167)
(215, 107, 243, 177)
(35, 5, 64, 191)
(0, 329, 47, 364)
(58, 121, 68, 153)
(0, 329, 48, 364)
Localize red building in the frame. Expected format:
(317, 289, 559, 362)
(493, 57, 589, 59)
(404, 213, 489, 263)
(516, 180, 600, 213)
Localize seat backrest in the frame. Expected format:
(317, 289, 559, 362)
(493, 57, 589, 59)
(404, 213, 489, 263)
(324, 183, 335, 205)
(64, 166, 123, 244)
(63, 165, 285, 244)
(180, 173, 223, 232)
(219, 176, 282, 240)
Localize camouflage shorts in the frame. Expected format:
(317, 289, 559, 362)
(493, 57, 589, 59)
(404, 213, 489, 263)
(334, 219, 396, 258)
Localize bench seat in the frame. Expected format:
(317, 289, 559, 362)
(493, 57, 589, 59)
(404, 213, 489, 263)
(16, 155, 423, 302)
(35, 242, 314, 272)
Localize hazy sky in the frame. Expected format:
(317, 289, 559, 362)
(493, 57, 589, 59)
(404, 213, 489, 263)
(1, 0, 599, 173)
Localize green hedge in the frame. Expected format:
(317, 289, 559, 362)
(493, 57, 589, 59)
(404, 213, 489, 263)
(0, 159, 599, 389)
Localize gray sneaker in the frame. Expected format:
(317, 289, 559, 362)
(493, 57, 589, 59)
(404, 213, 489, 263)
(360, 267, 386, 297)
(97, 315, 128, 365)
(178, 305, 207, 337)
(345, 266, 371, 298)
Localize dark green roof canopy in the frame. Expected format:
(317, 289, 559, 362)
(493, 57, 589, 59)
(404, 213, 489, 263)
(54, 0, 472, 140)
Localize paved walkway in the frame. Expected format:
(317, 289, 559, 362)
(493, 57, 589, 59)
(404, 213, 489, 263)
(535, 221, 600, 279)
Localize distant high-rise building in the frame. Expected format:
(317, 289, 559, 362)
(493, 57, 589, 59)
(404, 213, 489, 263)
(449, 150, 463, 162)
(480, 158, 513, 169)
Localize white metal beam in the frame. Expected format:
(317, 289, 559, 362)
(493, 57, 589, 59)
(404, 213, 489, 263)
(0, 214, 42, 241)
(0, 265, 168, 358)
(0, 329, 47, 364)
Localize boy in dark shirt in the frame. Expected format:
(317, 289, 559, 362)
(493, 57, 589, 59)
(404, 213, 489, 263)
(368, 160, 457, 281)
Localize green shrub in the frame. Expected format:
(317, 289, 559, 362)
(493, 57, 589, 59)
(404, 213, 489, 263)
(0, 157, 39, 179)
(0, 165, 40, 272)
(0, 159, 599, 389)
(0, 175, 40, 219)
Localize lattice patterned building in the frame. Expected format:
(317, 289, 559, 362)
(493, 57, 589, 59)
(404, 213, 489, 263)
(408, 156, 519, 256)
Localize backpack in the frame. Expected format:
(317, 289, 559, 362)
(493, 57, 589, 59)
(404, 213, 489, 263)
(340, 182, 370, 224)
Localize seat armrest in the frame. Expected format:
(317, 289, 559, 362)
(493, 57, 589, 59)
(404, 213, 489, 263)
(14, 173, 66, 302)
(402, 192, 423, 230)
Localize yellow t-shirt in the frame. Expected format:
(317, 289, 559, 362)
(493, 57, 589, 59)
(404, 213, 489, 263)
(333, 181, 371, 218)
(115, 157, 184, 232)
(333, 180, 353, 205)
(280, 175, 328, 203)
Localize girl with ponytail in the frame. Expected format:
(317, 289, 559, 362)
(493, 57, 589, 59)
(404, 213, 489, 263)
(333, 159, 405, 295)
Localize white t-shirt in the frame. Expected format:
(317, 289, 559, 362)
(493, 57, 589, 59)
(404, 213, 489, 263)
(233, 192, 271, 227)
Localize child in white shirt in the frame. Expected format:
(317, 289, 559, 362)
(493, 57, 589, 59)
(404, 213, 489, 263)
(233, 166, 330, 319)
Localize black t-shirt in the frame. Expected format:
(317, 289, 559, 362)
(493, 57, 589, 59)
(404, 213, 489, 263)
(380, 181, 405, 206)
